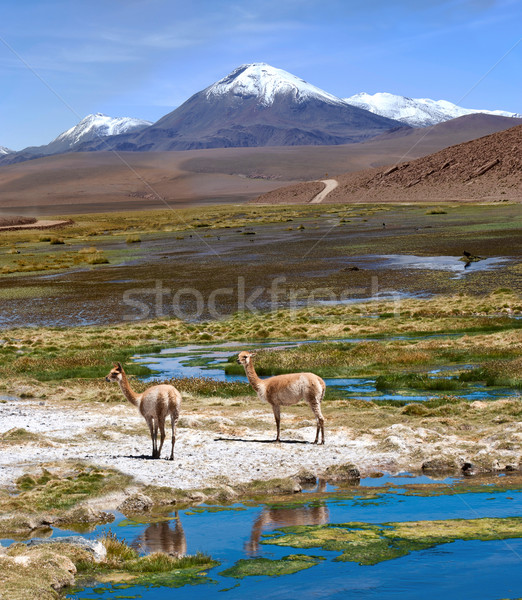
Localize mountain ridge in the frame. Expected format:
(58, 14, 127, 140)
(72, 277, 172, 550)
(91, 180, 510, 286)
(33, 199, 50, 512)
(1, 113, 151, 164)
(2, 63, 520, 164)
(344, 91, 522, 127)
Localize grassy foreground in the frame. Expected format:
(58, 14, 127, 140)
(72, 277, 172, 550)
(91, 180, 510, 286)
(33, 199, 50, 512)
(0, 291, 520, 471)
(0, 533, 216, 600)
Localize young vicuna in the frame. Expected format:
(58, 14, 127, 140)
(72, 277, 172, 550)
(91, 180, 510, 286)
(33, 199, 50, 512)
(237, 351, 326, 444)
(105, 362, 181, 460)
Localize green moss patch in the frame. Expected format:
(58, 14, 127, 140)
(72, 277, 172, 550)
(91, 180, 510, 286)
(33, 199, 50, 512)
(77, 534, 218, 590)
(1, 464, 132, 516)
(375, 372, 468, 391)
(262, 517, 522, 565)
(220, 554, 323, 579)
(0, 428, 51, 445)
(459, 358, 522, 389)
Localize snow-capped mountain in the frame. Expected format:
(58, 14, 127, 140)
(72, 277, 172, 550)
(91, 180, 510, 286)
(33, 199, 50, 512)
(0, 113, 153, 164)
(0, 146, 13, 155)
(344, 92, 522, 128)
(206, 63, 347, 108)
(48, 113, 152, 153)
(80, 63, 404, 152)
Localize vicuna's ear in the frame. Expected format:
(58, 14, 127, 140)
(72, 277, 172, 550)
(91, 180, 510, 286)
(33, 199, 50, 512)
(116, 362, 123, 371)
(250, 351, 258, 357)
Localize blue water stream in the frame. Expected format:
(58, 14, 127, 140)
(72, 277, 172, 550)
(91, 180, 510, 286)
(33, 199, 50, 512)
(55, 473, 522, 600)
(132, 340, 515, 403)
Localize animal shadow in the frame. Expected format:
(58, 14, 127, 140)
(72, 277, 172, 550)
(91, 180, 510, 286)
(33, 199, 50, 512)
(118, 454, 169, 460)
(214, 437, 310, 444)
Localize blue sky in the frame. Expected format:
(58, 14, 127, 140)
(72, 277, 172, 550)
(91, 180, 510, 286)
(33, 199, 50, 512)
(1, 0, 521, 149)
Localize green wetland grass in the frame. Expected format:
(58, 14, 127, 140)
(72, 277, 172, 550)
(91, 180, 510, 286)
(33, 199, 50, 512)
(261, 517, 522, 566)
(219, 554, 324, 579)
(2, 534, 217, 599)
(0, 291, 520, 400)
(458, 358, 522, 388)
(1, 464, 132, 515)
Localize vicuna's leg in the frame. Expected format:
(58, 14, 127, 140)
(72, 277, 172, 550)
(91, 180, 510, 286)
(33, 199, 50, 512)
(169, 413, 178, 461)
(157, 418, 166, 459)
(146, 417, 157, 458)
(153, 419, 160, 458)
(272, 404, 281, 442)
(309, 394, 325, 445)
(313, 411, 325, 445)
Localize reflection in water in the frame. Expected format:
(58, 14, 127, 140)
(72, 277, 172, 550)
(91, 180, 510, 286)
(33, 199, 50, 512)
(246, 481, 329, 555)
(132, 512, 187, 557)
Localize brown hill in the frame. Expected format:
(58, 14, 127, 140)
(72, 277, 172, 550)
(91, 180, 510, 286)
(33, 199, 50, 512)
(256, 122, 522, 204)
(0, 216, 36, 226)
(1, 114, 520, 215)
(371, 113, 521, 143)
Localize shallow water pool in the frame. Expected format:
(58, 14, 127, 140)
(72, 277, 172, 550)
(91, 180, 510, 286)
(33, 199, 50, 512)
(58, 473, 522, 600)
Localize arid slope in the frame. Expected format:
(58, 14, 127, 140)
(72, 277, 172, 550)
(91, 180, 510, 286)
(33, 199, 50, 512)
(256, 122, 522, 204)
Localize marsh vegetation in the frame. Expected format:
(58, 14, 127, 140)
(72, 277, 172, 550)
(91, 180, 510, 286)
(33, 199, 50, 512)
(0, 202, 521, 599)
(0, 202, 520, 327)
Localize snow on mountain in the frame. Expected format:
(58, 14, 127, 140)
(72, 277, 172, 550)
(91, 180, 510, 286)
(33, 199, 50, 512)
(78, 63, 403, 152)
(0, 113, 153, 163)
(206, 63, 347, 107)
(344, 92, 522, 127)
(0, 146, 13, 155)
(52, 113, 152, 148)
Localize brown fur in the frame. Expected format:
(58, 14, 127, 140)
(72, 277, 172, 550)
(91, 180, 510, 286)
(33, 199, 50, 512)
(237, 351, 326, 444)
(132, 512, 186, 556)
(105, 362, 181, 460)
(246, 490, 328, 554)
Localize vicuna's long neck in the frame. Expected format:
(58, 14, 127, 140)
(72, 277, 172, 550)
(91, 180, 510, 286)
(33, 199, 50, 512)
(244, 360, 263, 392)
(118, 372, 140, 407)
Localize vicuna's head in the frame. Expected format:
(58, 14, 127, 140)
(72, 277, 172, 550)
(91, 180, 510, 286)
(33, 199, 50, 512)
(105, 362, 124, 383)
(237, 351, 257, 366)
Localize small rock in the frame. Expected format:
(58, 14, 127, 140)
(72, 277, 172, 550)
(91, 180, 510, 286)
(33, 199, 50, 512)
(380, 435, 409, 451)
(293, 469, 317, 485)
(178, 416, 203, 428)
(341, 266, 360, 272)
(461, 462, 477, 476)
(186, 491, 208, 503)
(56, 506, 114, 527)
(422, 456, 461, 473)
(323, 463, 360, 483)
(206, 485, 237, 503)
(117, 493, 153, 513)
(206, 416, 234, 426)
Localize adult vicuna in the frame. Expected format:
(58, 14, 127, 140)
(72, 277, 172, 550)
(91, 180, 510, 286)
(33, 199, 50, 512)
(105, 362, 181, 460)
(237, 351, 326, 444)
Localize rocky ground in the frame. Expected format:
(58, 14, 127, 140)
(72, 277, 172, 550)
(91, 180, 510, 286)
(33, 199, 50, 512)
(1, 392, 521, 496)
